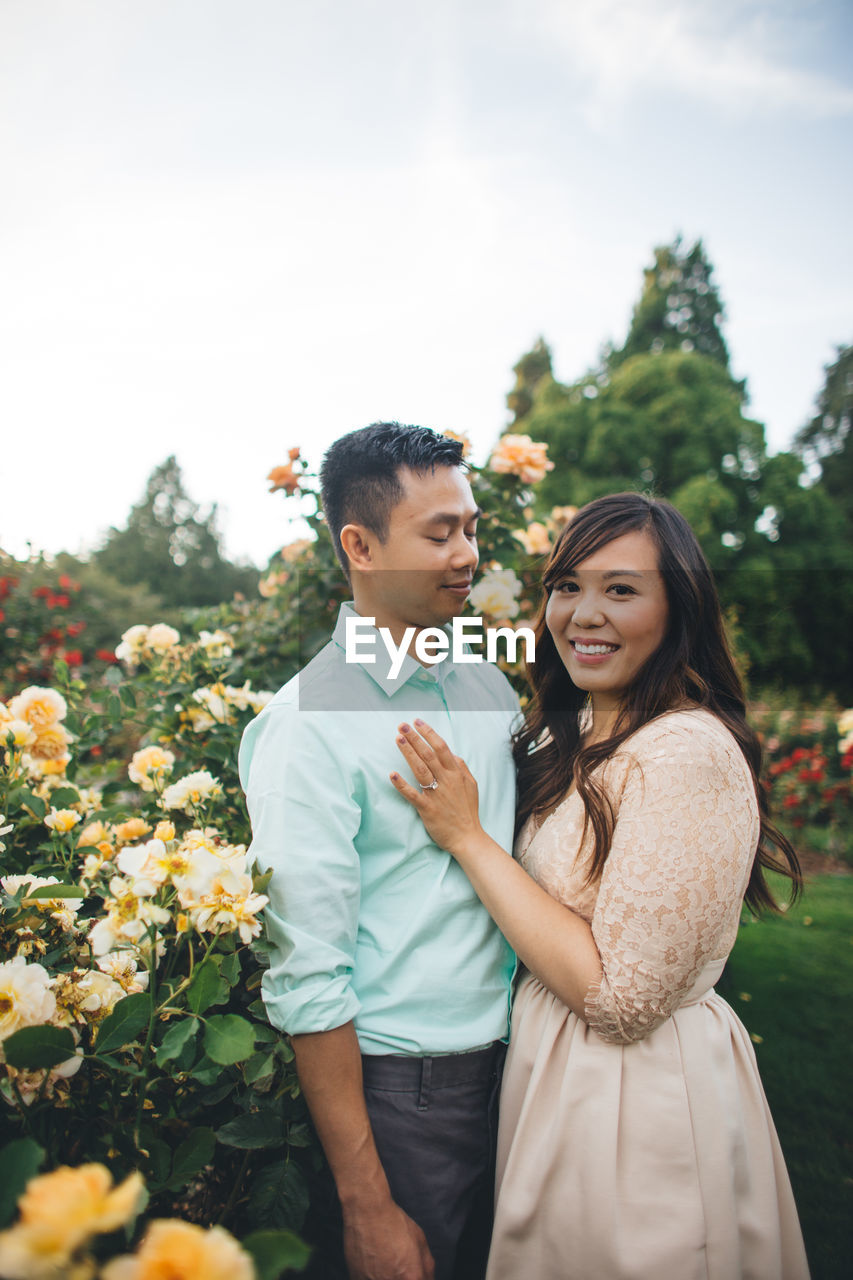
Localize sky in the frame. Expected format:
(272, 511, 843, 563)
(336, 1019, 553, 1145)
(2, 0, 851, 569)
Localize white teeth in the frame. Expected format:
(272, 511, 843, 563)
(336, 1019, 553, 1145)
(573, 642, 617, 655)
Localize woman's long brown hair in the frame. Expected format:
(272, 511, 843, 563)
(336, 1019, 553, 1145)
(512, 492, 802, 913)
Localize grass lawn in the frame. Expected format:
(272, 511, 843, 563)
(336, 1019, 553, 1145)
(721, 871, 853, 1279)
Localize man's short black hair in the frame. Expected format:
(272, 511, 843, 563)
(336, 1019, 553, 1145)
(319, 422, 466, 575)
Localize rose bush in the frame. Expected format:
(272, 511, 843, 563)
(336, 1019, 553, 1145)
(751, 694, 853, 860)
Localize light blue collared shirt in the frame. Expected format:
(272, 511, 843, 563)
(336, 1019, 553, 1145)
(238, 604, 520, 1055)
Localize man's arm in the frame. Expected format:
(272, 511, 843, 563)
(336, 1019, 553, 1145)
(292, 1023, 434, 1280)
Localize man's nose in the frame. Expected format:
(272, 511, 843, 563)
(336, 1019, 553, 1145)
(450, 533, 478, 571)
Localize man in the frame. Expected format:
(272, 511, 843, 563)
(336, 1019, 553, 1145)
(239, 423, 519, 1280)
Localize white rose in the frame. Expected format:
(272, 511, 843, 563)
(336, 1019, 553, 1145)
(468, 568, 522, 620)
(0, 957, 57, 1043)
(146, 623, 181, 653)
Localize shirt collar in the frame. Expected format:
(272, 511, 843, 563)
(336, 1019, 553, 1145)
(332, 603, 458, 699)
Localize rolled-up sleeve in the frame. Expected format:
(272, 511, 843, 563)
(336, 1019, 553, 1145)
(239, 704, 363, 1035)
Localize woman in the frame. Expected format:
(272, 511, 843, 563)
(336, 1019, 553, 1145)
(391, 493, 809, 1280)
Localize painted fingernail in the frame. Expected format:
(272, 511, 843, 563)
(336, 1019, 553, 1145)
(414, 718, 424, 726)
(397, 736, 406, 745)
(400, 723, 411, 733)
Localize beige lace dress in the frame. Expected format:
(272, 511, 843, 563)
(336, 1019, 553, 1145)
(488, 709, 809, 1280)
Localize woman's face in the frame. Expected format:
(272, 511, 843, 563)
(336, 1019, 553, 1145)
(545, 529, 669, 706)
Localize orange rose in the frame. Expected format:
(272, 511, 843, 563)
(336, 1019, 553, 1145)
(267, 464, 300, 495)
(489, 434, 555, 485)
(114, 818, 152, 846)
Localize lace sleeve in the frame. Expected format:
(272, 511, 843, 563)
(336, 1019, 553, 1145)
(583, 714, 759, 1045)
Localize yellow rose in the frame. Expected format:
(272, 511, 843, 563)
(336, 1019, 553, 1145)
(30, 756, 70, 778)
(101, 1219, 255, 1280)
(128, 745, 176, 792)
(8, 686, 68, 729)
(0, 1165, 145, 1273)
(45, 808, 81, 834)
(3, 719, 37, 750)
(154, 819, 176, 842)
(31, 722, 72, 761)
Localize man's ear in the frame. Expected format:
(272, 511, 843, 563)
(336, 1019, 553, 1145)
(340, 523, 375, 572)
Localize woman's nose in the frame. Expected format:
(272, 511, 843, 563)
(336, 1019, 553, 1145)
(571, 592, 606, 628)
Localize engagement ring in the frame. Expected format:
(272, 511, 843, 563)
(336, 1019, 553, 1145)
(421, 779, 439, 791)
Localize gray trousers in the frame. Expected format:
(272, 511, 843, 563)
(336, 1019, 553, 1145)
(303, 1042, 505, 1280)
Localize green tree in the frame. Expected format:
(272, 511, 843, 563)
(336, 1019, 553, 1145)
(727, 451, 853, 694)
(527, 350, 765, 566)
(793, 343, 853, 526)
(506, 337, 553, 425)
(611, 236, 731, 370)
(95, 457, 258, 610)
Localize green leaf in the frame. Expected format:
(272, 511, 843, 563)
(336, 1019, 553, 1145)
(140, 1136, 173, 1188)
(187, 958, 228, 1014)
(252, 1025, 280, 1044)
(0, 1139, 46, 1228)
(155, 1018, 198, 1066)
(286, 1123, 313, 1149)
(192, 1076, 235, 1104)
(218, 951, 241, 986)
(107, 693, 122, 721)
(242, 1228, 311, 1279)
(168, 1127, 216, 1190)
(47, 786, 81, 809)
(119, 684, 137, 709)
(20, 790, 47, 820)
(189, 1054, 225, 1086)
(3, 1025, 76, 1070)
(25, 883, 86, 900)
(204, 1014, 256, 1065)
(246, 1160, 309, 1230)
(216, 1111, 284, 1150)
(243, 1050, 276, 1085)
(252, 868, 274, 894)
(95, 993, 153, 1055)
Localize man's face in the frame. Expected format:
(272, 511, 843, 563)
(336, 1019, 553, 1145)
(358, 465, 480, 631)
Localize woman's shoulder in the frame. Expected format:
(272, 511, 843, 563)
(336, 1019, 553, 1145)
(616, 707, 748, 773)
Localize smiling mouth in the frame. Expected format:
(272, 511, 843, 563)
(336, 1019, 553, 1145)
(571, 640, 619, 655)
